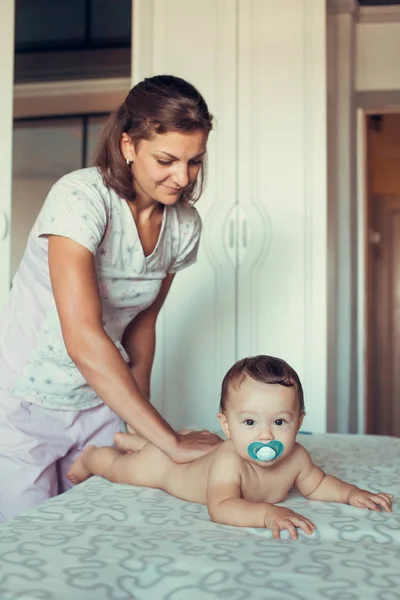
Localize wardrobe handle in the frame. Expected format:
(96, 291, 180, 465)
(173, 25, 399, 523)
(229, 219, 235, 247)
(242, 219, 247, 248)
(224, 207, 237, 267)
(237, 208, 248, 266)
(0, 210, 9, 242)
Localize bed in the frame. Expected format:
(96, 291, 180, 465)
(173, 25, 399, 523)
(1, 433, 399, 600)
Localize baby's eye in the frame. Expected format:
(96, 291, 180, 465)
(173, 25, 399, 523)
(274, 419, 286, 426)
(244, 419, 256, 426)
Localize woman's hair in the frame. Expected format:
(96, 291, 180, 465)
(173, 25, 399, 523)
(219, 355, 305, 413)
(94, 74, 213, 203)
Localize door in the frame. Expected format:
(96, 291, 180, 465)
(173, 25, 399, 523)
(133, 0, 238, 430)
(369, 195, 400, 437)
(0, 0, 15, 311)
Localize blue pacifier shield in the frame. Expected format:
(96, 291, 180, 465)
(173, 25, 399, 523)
(247, 440, 284, 462)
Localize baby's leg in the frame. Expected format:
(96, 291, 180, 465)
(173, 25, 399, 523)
(67, 446, 121, 485)
(67, 444, 168, 488)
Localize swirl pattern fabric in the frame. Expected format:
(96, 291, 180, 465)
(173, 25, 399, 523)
(1, 434, 399, 600)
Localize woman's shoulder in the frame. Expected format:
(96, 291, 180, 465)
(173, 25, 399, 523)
(53, 167, 107, 196)
(171, 202, 202, 231)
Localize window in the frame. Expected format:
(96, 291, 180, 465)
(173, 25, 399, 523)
(11, 113, 109, 277)
(14, 0, 132, 83)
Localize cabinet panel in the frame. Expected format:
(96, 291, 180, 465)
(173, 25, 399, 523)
(0, 0, 14, 312)
(237, 0, 327, 431)
(134, 0, 237, 429)
(133, 0, 328, 432)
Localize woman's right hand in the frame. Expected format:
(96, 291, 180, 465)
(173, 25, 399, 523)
(170, 430, 223, 463)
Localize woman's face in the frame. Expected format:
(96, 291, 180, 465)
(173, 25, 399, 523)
(122, 129, 208, 206)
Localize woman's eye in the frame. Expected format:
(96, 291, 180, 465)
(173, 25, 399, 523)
(274, 419, 286, 426)
(244, 419, 255, 426)
(157, 160, 173, 166)
(190, 159, 203, 166)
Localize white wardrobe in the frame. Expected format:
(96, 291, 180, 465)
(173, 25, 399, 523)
(134, 0, 328, 432)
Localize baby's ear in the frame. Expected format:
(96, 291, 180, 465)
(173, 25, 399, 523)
(298, 411, 306, 430)
(217, 412, 231, 438)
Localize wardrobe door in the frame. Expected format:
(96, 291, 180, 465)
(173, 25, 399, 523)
(236, 0, 328, 431)
(133, 0, 237, 430)
(0, 0, 15, 311)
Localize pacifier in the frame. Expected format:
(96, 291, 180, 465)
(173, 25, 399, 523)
(247, 440, 284, 462)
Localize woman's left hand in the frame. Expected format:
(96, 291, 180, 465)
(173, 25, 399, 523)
(116, 428, 223, 456)
(171, 429, 223, 463)
(177, 429, 223, 444)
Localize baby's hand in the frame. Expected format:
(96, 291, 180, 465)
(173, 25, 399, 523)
(264, 506, 316, 540)
(347, 488, 393, 512)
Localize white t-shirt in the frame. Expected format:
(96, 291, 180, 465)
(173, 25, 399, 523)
(0, 167, 201, 410)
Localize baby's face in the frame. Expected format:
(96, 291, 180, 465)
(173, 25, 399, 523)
(218, 376, 304, 466)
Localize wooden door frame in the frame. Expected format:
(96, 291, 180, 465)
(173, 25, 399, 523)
(357, 104, 400, 435)
(13, 78, 130, 119)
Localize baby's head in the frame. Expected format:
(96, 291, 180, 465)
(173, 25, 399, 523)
(218, 355, 305, 465)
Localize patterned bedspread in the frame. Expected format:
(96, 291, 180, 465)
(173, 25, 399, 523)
(1, 433, 400, 600)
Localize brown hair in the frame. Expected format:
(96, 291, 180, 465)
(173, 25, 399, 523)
(219, 355, 305, 413)
(94, 74, 213, 203)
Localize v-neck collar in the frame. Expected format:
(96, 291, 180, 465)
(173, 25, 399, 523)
(123, 200, 168, 261)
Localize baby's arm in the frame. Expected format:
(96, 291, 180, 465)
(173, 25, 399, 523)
(295, 445, 393, 512)
(206, 451, 315, 539)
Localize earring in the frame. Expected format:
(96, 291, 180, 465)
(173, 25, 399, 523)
(126, 158, 133, 166)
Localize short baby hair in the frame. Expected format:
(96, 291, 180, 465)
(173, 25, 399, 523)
(219, 355, 305, 413)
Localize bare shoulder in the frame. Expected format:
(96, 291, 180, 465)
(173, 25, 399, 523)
(213, 439, 243, 460)
(290, 441, 323, 483)
(208, 440, 246, 477)
(288, 442, 313, 472)
(293, 441, 311, 459)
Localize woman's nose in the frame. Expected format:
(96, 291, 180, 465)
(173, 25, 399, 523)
(173, 165, 189, 188)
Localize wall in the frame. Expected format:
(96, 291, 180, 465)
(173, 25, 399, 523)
(328, 1, 400, 433)
(356, 16, 400, 91)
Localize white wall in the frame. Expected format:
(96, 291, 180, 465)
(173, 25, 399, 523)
(0, 0, 15, 311)
(11, 177, 55, 276)
(356, 18, 400, 91)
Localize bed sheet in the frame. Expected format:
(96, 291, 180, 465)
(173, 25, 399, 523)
(1, 433, 400, 600)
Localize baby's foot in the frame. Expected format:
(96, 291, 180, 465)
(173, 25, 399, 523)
(67, 445, 96, 485)
(114, 432, 133, 453)
(114, 431, 148, 453)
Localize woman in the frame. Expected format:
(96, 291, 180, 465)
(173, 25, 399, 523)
(0, 75, 220, 522)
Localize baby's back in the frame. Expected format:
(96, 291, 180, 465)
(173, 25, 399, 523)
(136, 441, 222, 504)
(136, 439, 305, 507)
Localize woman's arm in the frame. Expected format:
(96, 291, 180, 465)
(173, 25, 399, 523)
(122, 273, 175, 401)
(48, 236, 215, 462)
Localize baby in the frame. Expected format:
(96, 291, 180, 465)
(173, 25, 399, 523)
(67, 355, 393, 539)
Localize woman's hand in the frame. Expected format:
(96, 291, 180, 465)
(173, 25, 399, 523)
(170, 430, 223, 463)
(119, 427, 223, 462)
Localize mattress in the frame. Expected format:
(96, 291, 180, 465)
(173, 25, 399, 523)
(1, 433, 399, 600)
